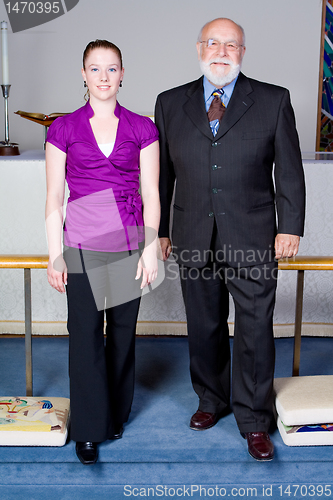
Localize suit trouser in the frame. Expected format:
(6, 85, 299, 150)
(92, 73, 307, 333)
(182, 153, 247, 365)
(65, 247, 141, 443)
(180, 228, 278, 433)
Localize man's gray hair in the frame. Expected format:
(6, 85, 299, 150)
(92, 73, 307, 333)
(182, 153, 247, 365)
(197, 18, 246, 45)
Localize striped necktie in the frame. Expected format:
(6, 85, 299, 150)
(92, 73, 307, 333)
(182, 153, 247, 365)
(208, 89, 225, 136)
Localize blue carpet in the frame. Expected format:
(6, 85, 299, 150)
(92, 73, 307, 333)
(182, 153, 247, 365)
(0, 336, 333, 499)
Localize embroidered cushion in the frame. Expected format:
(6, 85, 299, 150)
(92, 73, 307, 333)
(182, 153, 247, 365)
(0, 397, 70, 446)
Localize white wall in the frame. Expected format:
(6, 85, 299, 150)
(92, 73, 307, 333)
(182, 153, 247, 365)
(0, 0, 323, 152)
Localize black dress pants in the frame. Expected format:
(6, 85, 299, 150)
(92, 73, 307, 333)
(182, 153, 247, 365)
(180, 225, 278, 433)
(65, 247, 141, 443)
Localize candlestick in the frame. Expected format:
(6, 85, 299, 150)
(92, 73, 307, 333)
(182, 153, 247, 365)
(1, 22, 9, 85)
(0, 23, 19, 156)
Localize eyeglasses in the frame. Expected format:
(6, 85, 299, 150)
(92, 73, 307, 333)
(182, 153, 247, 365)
(199, 39, 244, 52)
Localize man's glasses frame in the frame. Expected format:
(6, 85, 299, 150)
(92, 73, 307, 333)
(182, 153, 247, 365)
(199, 39, 244, 52)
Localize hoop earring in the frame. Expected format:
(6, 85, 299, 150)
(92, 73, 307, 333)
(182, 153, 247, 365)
(119, 81, 123, 88)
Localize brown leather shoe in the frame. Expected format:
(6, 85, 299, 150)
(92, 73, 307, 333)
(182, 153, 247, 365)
(190, 410, 219, 430)
(245, 432, 274, 461)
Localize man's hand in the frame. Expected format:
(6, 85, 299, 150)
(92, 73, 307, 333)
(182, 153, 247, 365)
(275, 233, 300, 260)
(159, 237, 172, 261)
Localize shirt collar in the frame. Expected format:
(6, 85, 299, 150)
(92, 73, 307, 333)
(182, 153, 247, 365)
(203, 75, 238, 107)
(85, 99, 121, 119)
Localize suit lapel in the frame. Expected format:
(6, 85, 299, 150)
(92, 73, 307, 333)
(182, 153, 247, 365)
(215, 73, 254, 140)
(183, 77, 213, 140)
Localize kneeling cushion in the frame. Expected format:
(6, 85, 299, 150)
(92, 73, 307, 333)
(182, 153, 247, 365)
(274, 375, 333, 426)
(0, 396, 70, 446)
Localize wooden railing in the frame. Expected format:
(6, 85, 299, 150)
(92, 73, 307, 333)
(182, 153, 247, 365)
(278, 256, 333, 376)
(1, 254, 333, 395)
(0, 255, 48, 396)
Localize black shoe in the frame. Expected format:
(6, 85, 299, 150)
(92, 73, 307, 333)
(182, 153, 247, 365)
(110, 424, 124, 440)
(75, 441, 98, 465)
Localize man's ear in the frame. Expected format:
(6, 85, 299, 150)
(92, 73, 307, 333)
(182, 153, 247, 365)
(196, 42, 201, 60)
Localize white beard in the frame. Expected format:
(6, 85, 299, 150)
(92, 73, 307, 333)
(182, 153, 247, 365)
(199, 57, 241, 87)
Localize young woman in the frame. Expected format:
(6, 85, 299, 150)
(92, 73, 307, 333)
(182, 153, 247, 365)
(45, 40, 160, 464)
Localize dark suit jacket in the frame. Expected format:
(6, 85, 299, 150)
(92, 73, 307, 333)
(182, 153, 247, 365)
(155, 73, 305, 267)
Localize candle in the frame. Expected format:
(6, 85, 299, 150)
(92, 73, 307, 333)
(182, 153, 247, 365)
(1, 21, 9, 85)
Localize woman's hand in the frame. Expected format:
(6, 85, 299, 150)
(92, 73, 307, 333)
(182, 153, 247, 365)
(47, 256, 67, 294)
(135, 246, 158, 289)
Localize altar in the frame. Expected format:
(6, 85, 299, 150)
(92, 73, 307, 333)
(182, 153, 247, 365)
(0, 151, 332, 336)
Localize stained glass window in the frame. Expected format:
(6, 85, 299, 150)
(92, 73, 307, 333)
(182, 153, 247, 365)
(318, 0, 333, 150)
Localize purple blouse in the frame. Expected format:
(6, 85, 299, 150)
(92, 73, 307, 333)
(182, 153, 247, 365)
(47, 101, 159, 252)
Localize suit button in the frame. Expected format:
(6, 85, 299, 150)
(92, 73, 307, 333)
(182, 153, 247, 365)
(212, 142, 218, 147)
(212, 165, 218, 170)
(208, 212, 214, 217)
(212, 188, 218, 194)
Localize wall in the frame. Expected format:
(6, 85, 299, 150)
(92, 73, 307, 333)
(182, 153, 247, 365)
(0, 0, 323, 152)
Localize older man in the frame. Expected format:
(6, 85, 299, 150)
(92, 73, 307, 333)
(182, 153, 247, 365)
(155, 18, 305, 461)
